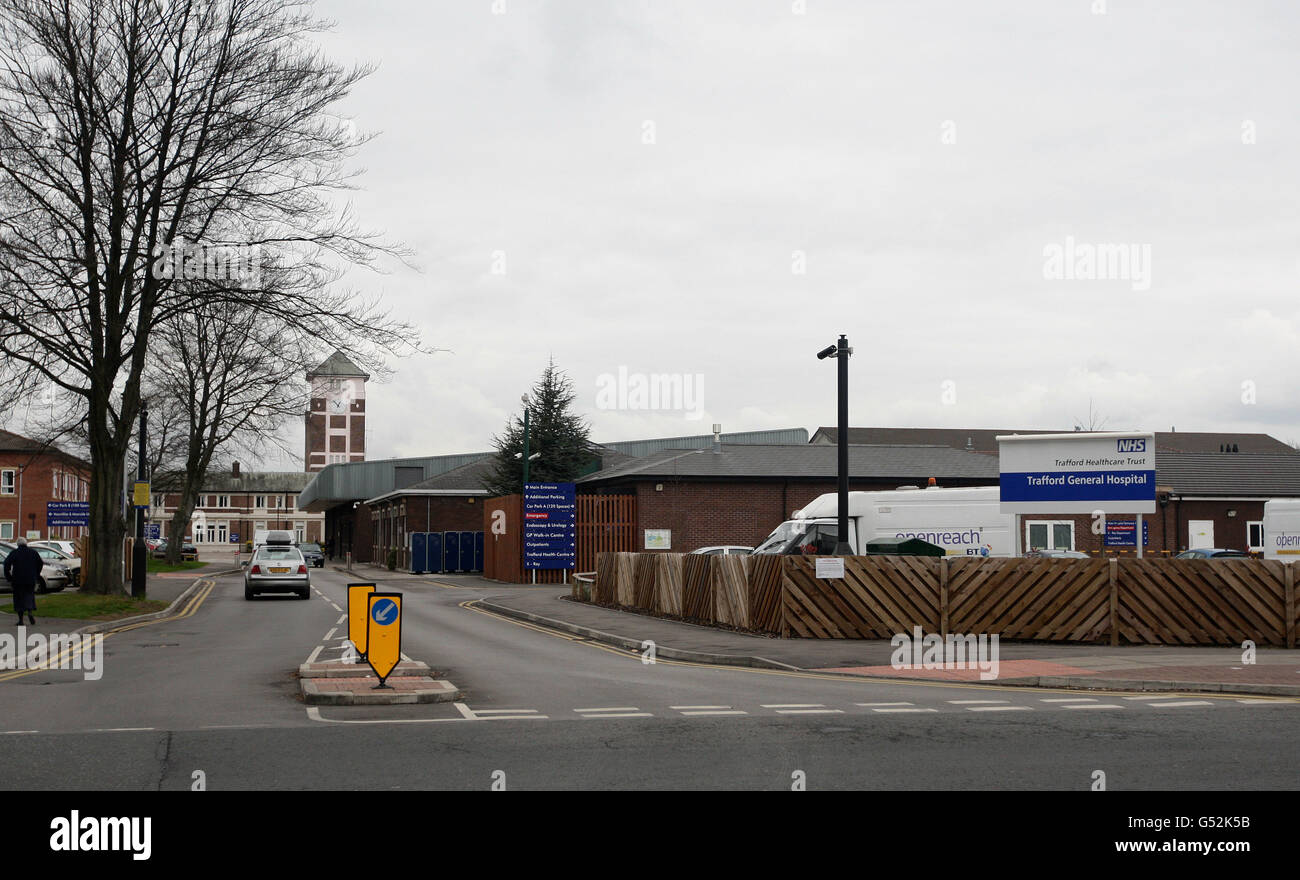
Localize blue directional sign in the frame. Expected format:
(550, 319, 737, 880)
(229, 532, 240, 543)
(370, 598, 399, 626)
(523, 482, 576, 570)
(47, 501, 90, 527)
(1104, 520, 1149, 547)
(146, 523, 161, 540)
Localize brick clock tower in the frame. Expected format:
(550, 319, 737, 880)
(305, 351, 370, 473)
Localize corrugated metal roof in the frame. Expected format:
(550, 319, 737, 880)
(298, 428, 809, 510)
(160, 471, 316, 493)
(1157, 452, 1300, 495)
(578, 443, 1001, 483)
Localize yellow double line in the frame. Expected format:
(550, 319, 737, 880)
(0, 580, 215, 682)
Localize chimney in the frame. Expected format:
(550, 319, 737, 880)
(232, 462, 240, 478)
(712, 423, 722, 455)
(965, 436, 973, 451)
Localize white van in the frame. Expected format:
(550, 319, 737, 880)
(753, 486, 1015, 556)
(1262, 499, 1300, 561)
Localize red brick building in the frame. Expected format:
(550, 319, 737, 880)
(0, 429, 91, 542)
(151, 464, 323, 552)
(577, 443, 1001, 552)
(364, 459, 492, 568)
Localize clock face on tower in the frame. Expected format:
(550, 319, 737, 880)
(328, 398, 347, 413)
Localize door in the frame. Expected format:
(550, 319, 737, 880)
(1188, 520, 1214, 549)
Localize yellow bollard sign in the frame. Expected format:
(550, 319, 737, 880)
(366, 592, 403, 687)
(346, 583, 376, 660)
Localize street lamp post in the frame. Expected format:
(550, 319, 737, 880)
(520, 394, 531, 487)
(817, 335, 854, 555)
(132, 402, 148, 597)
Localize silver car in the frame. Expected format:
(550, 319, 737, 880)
(244, 541, 310, 600)
(0, 541, 72, 593)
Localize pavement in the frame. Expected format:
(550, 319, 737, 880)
(470, 582, 1300, 697)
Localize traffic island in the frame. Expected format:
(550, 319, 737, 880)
(298, 657, 461, 705)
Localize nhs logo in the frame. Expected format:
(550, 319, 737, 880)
(1116, 438, 1146, 453)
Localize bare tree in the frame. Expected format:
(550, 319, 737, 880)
(0, 0, 418, 591)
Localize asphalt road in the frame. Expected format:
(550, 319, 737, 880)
(2, 566, 1298, 790)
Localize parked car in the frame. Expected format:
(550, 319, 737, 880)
(1175, 548, 1250, 559)
(298, 542, 325, 568)
(28, 542, 82, 586)
(36, 539, 79, 557)
(0, 541, 72, 593)
(1025, 549, 1090, 559)
(688, 545, 753, 556)
(244, 535, 310, 599)
(150, 540, 199, 561)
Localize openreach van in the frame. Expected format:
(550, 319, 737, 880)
(1262, 499, 1300, 561)
(752, 485, 1015, 556)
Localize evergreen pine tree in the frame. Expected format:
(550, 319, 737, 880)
(485, 359, 596, 496)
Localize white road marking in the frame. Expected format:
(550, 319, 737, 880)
(1062, 704, 1125, 710)
(871, 708, 938, 713)
(307, 707, 461, 725)
(948, 699, 1009, 705)
(1237, 698, 1292, 704)
(574, 707, 640, 713)
(453, 702, 476, 720)
(967, 705, 1031, 712)
(1145, 700, 1215, 708)
(1123, 695, 1181, 700)
(761, 703, 825, 709)
(336, 614, 347, 625)
(855, 701, 914, 707)
(1042, 698, 1096, 703)
(474, 709, 540, 715)
(305, 645, 322, 664)
(93, 727, 155, 732)
(670, 705, 732, 710)
(329, 602, 342, 612)
(680, 710, 748, 716)
(2, 730, 38, 734)
(775, 708, 844, 715)
(324, 627, 337, 640)
(579, 712, 653, 718)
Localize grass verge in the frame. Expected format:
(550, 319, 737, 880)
(0, 593, 171, 620)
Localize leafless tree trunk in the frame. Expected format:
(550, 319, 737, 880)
(0, 0, 419, 591)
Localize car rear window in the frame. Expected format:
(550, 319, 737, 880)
(256, 547, 302, 561)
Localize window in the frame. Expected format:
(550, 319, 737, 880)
(255, 495, 266, 509)
(217, 495, 229, 508)
(329, 454, 346, 464)
(1026, 520, 1074, 551)
(0, 522, 12, 540)
(295, 521, 305, 543)
(255, 521, 267, 533)
(197, 495, 206, 508)
(52, 470, 59, 497)
(0, 469, 13, 495)
(1248, 521, 1264, 552)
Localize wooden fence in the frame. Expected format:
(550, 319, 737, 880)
(590, 553, 1299, 647)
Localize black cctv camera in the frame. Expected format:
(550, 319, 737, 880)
(816, 344, 837, 360)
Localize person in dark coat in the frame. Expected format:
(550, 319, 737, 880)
(3, 536, 42, 625)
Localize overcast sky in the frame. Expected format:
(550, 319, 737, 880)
(252, 0, 1300, 466)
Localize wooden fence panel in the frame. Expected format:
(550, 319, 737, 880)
(654, 553, 684, 616)
(633, 553, 657, 610)
(782, 556, 941, 639)
(714, 555, 749, 628)
(577, 494, 636, 573)
(615, 552, 638, 607)
(746, 554, 785, 635)
(682, 555, 714, 621)
(1117, 559, 1287, 646)
(592, 552, 617, 605)
(948, 557, 1110, 642)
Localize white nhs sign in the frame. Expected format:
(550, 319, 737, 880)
(1116, 438, 1146, 453)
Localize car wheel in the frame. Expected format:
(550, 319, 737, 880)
(37, 577, 47, 594)
(299, 589, 310, 600)
(244, 586, 254, 600)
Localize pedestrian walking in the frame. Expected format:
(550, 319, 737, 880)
(3, 536, 42, 626)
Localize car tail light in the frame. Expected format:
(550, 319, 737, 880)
(251, 564, 261, 574)
(298, 564, 307, 574)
